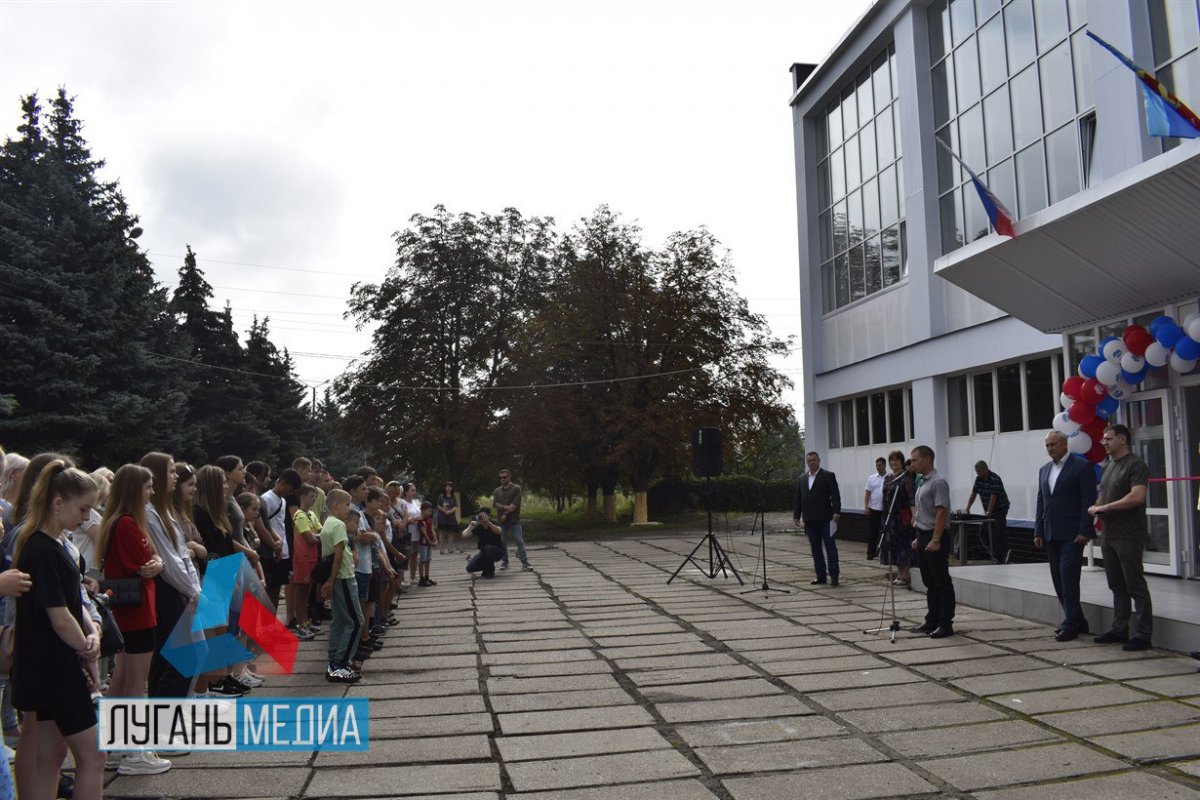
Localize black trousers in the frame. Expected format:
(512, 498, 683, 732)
(916, 528, 955, 628)
(866, 509, 881, 560)
(148, 578, 192, 698)
(990, 515, 1008, 563)
(466, 546, 505, 577)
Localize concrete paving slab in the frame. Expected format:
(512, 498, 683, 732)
(624, 664, 759, 686)
(950, 666, 1101, 696)
(495, 726, 672, 762)
(313, 734, 492, 766)
(809, 681, 964, 711)
(638, 677, 783, 703)
(1090, 722, 1200, 761)
(1126, 673, 1200, 697)
(839, 700, 1009, 732)
(486, 673, 621, 695)
(972, 772, 1200, 800)
(106, 767, 309, 798)
(876, 719, 1062, 757)
(694, 735, 888, 774)
(674, 715, 847, 747)
(1078, 657, 1200, 680)
(917, 742, 1127, 791)
(510, 778, 719, 800)
(1035, 700, 1200, 737)
(304, 762, 503, 796)
(722, 762, 936, 800)
(487, 659, 613, 678)
(654, 694, 812, 723)
(489, 687, 636, 713)
(781, 666, 924, 693)
(505, 749, 700, 791)
(911, 654, 1054, 679)
(990, 683, 1152, 714)
(498, 704, 655, 734)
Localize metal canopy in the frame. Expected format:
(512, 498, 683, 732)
(933, 140, 1200, 333)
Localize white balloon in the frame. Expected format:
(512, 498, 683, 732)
(1170, 352, 1198, 373)
(1067, 430, 1092, 455)
(1059, 392, 1073, 409)
(1119, 352, 1145, 373)
(1101, 339, 1125, 363)
(1052, 411, 1081, 435)
(1095, 360, 1122, 387)
(1107, 378, 1135, 400)
(1187, 314, 1200, 343)
(1144, 341, 1171, 368)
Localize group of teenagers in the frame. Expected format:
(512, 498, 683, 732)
(0, 446, 479, 800)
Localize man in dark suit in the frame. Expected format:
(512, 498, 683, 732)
(793, 451, 842, 586)
(1035, 430, 1098, 642)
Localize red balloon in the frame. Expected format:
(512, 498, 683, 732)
(1122, 324, 1154, 357)
(1068, 402, 1096, 425)
(1078, 378, 1106, 404)
(1062, 376, 1085, 399)
(1087, 442, 1107, 463)
(1083, 418, 1106, 440)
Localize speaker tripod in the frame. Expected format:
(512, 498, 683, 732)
(863, 473, 905, 643)
(669, 475, 743, 585)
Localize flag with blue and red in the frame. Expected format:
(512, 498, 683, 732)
(935, 137, 1017, 239)
(1087, 30, 1200, 139)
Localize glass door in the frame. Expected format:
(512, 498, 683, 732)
(1181, 383, 1200, 580)
(1122, 391, 1177, 574)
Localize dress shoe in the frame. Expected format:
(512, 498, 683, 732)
(1122, 637, 1152, 652)
(907, 623, 935, 634)
(1093, 631, 1128, 645)
(810, 579, 827, 585)
(830, 576, 839, 587)
(929, 626, 955, 639)
(1190, 651, 1199, 661)
(1054, 629, 1077, 642)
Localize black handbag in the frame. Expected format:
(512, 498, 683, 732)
(98, 520, 144, 608)
(95, 597, 125, 657)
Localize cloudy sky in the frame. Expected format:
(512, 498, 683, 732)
(1, 0, 871, 419)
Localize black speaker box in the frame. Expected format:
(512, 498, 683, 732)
(692, 427, 723, 477)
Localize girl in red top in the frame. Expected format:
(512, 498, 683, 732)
(417, 501, 438, 587)
(98, 465, 164, 700)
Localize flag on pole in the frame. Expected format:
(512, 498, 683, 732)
(935, 137, 1016, 239)
(1087, 30, 1200, 139)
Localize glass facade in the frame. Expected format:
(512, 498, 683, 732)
(946, 355, 1061, 436)
(816, 44, 906, 313)
(1149, 0, 1200, 153)
(929, 0, 1094, 253)
(827, 387, 913, 448)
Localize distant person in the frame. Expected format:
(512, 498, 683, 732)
(1034, 431, 1097, 642)
(963, 460, 1010, 563)
(436, 482, 461, 554)
(464, 508, 505, 579)
(1088, 424, 1153, 651)
(880, 450, 915, 586)
(863, 457, 886, 560)
(909, 445, 954, 638)
(793, 452, 841, 586)
(493, 469, 530, 571)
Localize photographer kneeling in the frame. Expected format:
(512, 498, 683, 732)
(464, 508, 504, 579)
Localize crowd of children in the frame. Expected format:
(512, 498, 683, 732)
(0, 446, 458, 800)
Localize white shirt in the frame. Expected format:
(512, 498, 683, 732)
(1048, 458, 1065, 494)
(864, 472, 885, 511)
(260, 490, 289, 559)
(808, 472, 817, 490)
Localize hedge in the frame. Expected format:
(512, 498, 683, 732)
(647, 475, 795, 514)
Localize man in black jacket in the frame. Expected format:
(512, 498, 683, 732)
(794, 452, 842, 586)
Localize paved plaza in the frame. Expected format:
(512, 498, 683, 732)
(104, 532, 1200, 799)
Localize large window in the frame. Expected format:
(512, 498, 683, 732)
(946, 355, 1062, 436)
(827, 386, 914, 448)
(1149, 0, 1200, 154)
(929, 0, 1094, 253)
(815, 44, 907, 313)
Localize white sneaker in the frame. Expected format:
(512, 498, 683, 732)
(105, 751, 123, 770)
(236, 670, 264, 688)
(118, 750, 171, 775)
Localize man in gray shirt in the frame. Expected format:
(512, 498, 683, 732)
(909, 445, 955, 638)
(493, 468, 531, 571)
(1088, 423, 1153, 651)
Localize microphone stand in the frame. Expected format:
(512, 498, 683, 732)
(863, 472, 905, 643)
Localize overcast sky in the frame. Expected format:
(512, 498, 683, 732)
(1, 0, 872, 421)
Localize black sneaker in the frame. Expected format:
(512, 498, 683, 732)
(210, 676, 248, 696)
(326, 664, 361, 684)
(1094, 631, 1128, 644)
(1122, 637, 1152, 651)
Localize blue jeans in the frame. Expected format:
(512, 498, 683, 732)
(805, 521, 839, 580)
(1046, 539, 1087, 634)
(501, 522, 528, 567)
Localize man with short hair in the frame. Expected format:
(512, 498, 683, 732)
(1088, 424, 1153, 651)
(863, 457, 886, 561)
(1035, 431, 1098, 642)
(793, 452, 842, 586)
(909, 445, 954, 638)
(256, 468, 302, 621)
(493, 469, 531, 571)
(965, 460, 1010, 563)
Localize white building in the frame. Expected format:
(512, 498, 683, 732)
(791, 0, 1200, 578)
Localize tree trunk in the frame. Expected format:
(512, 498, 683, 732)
(633, 491, 648, 524)
(603, 493, 616, 523)
(586, 487, 598, 517)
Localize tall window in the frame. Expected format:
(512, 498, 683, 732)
(815, 44, 907, 313)
(929, 0, 1094, 253)
(827, 387, 914, 448)
(1149, 0, 1200, 153)
(946, 355, 1062, 436)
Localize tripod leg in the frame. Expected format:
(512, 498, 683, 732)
(668, 535, 712, 584)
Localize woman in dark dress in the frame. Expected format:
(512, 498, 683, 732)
(879, 450, 916, 586)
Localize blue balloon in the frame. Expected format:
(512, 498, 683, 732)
(1079, 354, 1103, 378)
(1149, 315, 1175, 335)
(1097, 395, 1119, 415)
(1120, 367, 1147, 384)
(1095, 407, 1111, 420)
(1098, 336, 1120, 349)
(1094, 464, 1104, 481)
(1175, 336, 1200, 361)
(1156, 322, 1185, 349)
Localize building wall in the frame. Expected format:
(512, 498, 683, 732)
(792, 0, 1198, 526)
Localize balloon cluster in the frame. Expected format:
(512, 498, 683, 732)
(1053, 313, 1200, 464)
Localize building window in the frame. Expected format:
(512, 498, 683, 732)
(816, 44, 906, 313)
(947, 354, 1062, 436)
(1148, 0, 1200, 154)
(928, 0, 1095, 253)
(828, 386, 914, 448)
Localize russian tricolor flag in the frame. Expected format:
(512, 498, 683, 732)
(935, 137, 1017, 239)
(1087, 30, 1200, 139)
